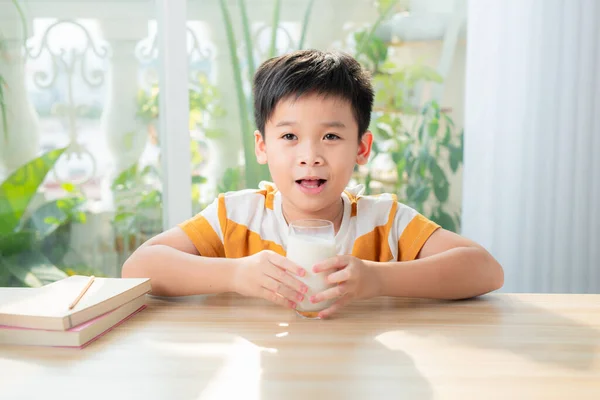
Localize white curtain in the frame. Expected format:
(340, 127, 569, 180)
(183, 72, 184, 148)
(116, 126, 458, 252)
(462, 0, 600, 293)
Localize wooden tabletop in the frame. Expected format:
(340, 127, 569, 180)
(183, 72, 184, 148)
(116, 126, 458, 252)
(1, 293, 599, 400)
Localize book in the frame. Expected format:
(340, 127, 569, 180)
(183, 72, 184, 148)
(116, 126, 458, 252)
(0, 275, 151, 330)
(0, 294, 147, 348)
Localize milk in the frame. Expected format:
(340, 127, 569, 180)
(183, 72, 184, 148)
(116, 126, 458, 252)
(286, 234, 337, 312)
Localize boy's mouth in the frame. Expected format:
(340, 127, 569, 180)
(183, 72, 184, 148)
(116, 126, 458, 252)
(295, 178, 327, 194)
(295, 178, 327, 188)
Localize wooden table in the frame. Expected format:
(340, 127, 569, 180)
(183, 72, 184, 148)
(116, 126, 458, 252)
(1, 293, 599, 399)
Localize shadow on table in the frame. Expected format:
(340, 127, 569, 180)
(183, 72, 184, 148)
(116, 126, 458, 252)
(351, 294, 600, 372)
(151, 294, 434, 400)
(154, 292, 600, 378)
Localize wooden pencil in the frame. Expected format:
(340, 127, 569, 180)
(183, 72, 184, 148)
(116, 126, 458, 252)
(68, 276, 95, 310)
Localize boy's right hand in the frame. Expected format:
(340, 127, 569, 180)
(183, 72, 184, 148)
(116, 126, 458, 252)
(232, 250, 308, 309)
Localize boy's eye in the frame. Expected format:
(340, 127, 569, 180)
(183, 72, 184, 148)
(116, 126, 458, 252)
(281, 133, 297, 140)
(324, 133, 341, 141)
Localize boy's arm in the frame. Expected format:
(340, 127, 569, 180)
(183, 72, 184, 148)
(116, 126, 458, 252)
(121, 227, 238, 296)
(368, 228, 504, 299)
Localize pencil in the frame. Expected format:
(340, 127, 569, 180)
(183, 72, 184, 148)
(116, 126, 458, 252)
(68, 275, 95, 310)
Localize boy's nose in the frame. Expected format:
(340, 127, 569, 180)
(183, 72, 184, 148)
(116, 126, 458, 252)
(300, 158, 323, 166)
(298, 150, 324, 166)
(298, 140, 325, 166)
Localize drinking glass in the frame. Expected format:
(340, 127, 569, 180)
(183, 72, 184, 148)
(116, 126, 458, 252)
(286, 219, 337, 319)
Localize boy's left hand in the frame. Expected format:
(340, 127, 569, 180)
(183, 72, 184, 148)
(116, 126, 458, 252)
(310, 255, 380, 319)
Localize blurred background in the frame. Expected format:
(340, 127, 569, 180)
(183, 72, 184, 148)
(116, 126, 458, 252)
(0, 0, 597, 294)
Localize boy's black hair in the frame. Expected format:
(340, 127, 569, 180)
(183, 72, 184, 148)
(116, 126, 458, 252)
(253, 49, 374, 139)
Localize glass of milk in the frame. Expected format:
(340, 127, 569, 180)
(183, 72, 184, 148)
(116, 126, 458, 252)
(286, 219, 337, 319)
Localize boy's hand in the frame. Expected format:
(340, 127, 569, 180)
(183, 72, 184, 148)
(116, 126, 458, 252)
(311, 255, 380, 319)
(232, 250, 308, 309)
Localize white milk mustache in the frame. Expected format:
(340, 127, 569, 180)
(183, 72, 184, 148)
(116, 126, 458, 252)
(286, 235, 337, 312)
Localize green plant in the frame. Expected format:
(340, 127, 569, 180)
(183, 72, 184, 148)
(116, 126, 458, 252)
(217, 167, 243, 194)
(136, 75, 226, 137)
(0, 148, 90, 287)
(368, 101, 464, 231)
(128, 73, 223, 222)
(352, 3, 464, 232)
(218, 0, 316, 189)
(111, 163, 162, 239)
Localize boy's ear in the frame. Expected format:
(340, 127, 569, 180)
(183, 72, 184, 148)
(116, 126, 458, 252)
(254, 130, 268, 164)
(356, 130, 373, 165)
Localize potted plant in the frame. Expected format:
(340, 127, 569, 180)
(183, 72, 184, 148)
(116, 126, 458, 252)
(0, 147, 92, 287)
(351, 3, 464, 232)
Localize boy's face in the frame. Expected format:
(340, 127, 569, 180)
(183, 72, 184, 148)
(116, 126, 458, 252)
(254, 93, 372, 214)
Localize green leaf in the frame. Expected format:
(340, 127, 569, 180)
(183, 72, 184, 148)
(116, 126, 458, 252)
(204, 128, 224, 139)
(364, 172, 372, 195)
(442, 125, 452, 146)
(405, 146, 415, 177)
(111, 163, 138, 190)
(61, 183, 76, 193)
(377, 0, 396, 13)
(297, 0, 315, 49)
(0, 263, 13, 286)
(0, 147, 67, 234)
(1, 251, 68, 287)
(356, 0, 398, 62)
(21, 197, 85, 238)
(428, 118, 439, 138)
(74, 212, 87, 224)
(43, 216, 61, 225)
(391, 151, 402, 164)
(431, 161, 449, 202)
(114, 211, 135, 223)
(409, 184, 431, 204)
(371, 140, 381, 156)
(192, 175, 207, 185)
(449, 144, 463, 173)
(268, 0, 282, 58)
(415, 146, 430, 177)
(418, 122, 425, 142)
(443, 113, 455, 128)
(138, 190, 161, 209)
(0, 230, 38, 256)
(432, 208, 457, 232)
(375, 123, 392, 140)
(454, 211, 462, 232)
(396, 158, 406, 181)
(403, 144, 413, 159)
(218, 168, 242, 193)
(40, 223, 73, 267)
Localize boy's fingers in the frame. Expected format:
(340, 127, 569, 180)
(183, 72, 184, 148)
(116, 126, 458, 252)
(259, 286, 296, 309)
(265, 265, 308, 296)
(268, 253, 306, 277)
(262, 275, 304, 304)
(318, 295, 351, 319)
(310, 283, 347, 304)
(327, 268, 350, 284)
(313, 255, 349, 273)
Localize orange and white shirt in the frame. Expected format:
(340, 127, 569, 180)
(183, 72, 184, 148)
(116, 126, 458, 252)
(179, 182, 440, 262)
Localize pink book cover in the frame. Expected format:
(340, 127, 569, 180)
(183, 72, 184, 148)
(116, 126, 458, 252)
(0, 305, 147, 349)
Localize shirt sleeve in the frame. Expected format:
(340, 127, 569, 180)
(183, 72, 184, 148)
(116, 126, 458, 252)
(178, 195, 226, 258)
(395, 203, 440, 261)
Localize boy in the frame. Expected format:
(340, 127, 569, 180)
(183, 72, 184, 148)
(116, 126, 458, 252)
(122, 50, 503, 319)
